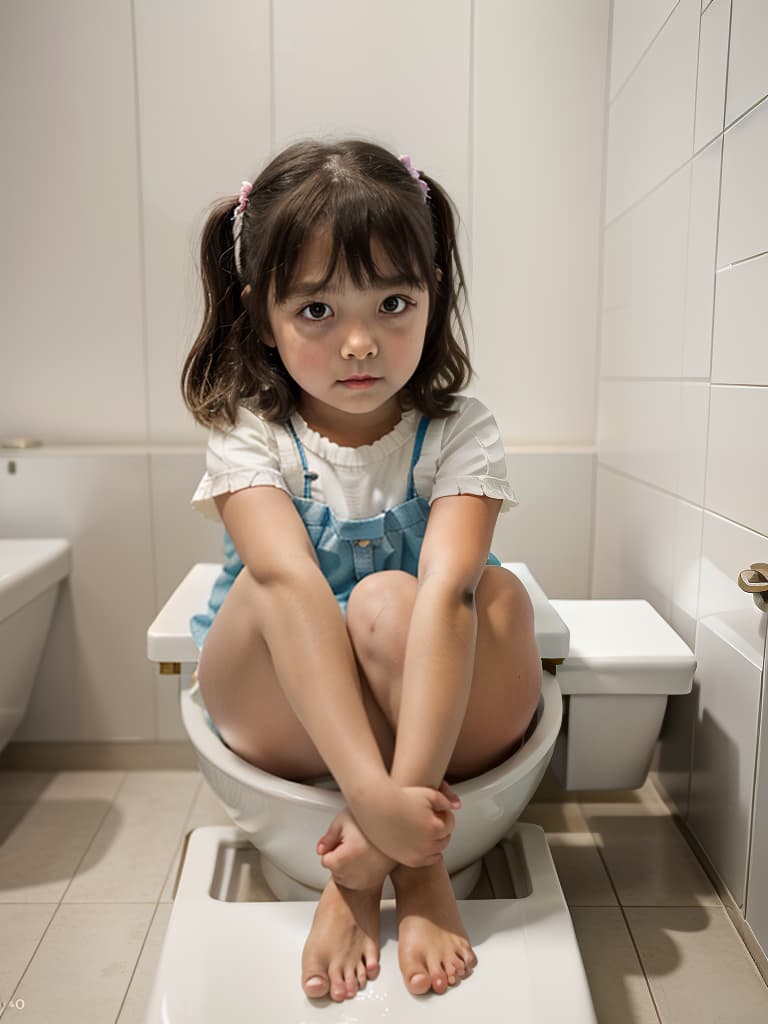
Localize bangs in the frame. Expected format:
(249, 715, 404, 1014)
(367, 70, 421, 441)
(266, 175, 435, 304)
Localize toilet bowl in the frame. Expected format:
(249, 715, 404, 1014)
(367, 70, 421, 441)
(0, 539, 71, 752)
(181, 671, 562, 898)
(147, 560, 696, 899)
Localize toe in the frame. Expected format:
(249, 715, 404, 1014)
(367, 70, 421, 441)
(302, 973, 329, 1000)
(356, 961, 368, 990)
(363, 940, 380, 981)
(343, 965, 359, 1000)
(451, 954, 467, 978)
(328, 965, 348, 1003)
(425, 954, 449, 994)
(404, 965, 431, 996)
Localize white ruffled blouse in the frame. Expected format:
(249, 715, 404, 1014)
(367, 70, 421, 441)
(191, 394, 517, 522)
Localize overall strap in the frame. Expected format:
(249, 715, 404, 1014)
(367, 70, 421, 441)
(283, 420, 317, 500)
(407, 416, 430, 500)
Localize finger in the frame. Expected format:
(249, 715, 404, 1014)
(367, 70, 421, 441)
(317, 819, 343, 855)
(321, 848, 343, 873)
(433, 809, 455, 834)
(439, 780, 462, 808)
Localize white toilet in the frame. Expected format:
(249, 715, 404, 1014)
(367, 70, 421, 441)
(0, 538, 71, 752)
(147, 561, 696, 897)
(145, 559, 696, 1023)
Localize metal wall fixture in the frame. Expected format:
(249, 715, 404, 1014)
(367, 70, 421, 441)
(737, 563, 768, 613)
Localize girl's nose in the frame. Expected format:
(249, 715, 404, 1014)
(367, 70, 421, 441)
(341, 322, 378, 359)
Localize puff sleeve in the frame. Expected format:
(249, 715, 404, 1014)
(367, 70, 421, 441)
(430, 397, 518, 513)
(190, 406, 291, 521)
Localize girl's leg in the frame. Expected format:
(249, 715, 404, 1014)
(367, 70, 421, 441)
(197, 568, 395, 780)
(196, 568, 396, 1003)
(346, 566, 541, 781)
(345, 566, 541, 995)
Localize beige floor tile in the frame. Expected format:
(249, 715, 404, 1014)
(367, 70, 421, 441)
(580, 807, 720, 907)
(626, 907, 768, 1023)
(159, 776, 233, 903)
(0, 904, 57, 1005)
(519, 804, 616, 905)
(0, 772, 55, 802)
(0, 770, 126, 802)
(116, 904, 172, 1024)
(579, 780, 670, 818)
(10, 902, 154, 1024)
(549, 835, 618, 907)
(63, 771, 200, 903)
(520, 801, 592, 833)
(570, 908, 660, 1024)
(0, 800, 109, 902)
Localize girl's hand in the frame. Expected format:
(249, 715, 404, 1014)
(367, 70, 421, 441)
(316, 808, 395, 891)
(351, 782, 461, 869)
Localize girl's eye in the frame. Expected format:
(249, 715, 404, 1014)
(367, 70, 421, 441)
(300, 302, 332, 321)
(380, 295, 409, 314)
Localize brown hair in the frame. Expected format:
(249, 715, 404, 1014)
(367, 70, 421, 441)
(181, 139, 473, 428)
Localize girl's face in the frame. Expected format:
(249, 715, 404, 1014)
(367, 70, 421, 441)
(259, 228, 430, 444)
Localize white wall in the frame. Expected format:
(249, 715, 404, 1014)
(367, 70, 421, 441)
(0, 1, 610, 743)
(593, 0, 768, 949)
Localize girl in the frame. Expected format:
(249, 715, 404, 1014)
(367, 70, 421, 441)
(182, 139, 542, 1003)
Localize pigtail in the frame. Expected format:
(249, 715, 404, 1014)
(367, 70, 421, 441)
(407, 173, 473, 413)
(181, 196, 257, 429)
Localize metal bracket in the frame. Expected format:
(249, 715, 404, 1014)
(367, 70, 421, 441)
(737, 563, 768, 613)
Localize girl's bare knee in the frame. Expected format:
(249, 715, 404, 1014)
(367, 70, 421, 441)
(346, 571, 416, 666)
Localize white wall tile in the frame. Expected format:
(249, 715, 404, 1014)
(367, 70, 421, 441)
(606, 0, 700, 223)
(601, 163, 691, 378)
(597, 380, 708, 504)
(273, 0, 470, 228)
(705, 385, 768, 537)
(0, 0, 146, 444)
(712, 254, 768, 384)
(718, 97, 768, 266)
(725, 0, 768, 126)
(697, 511, 768, 657)
(591, 465, 702, 640)
(491, 452, 595, 600)
(670, 498, 705, 647)
(683, 138, 722, 377)
(747, 632, 768, 955)
(134, 0, 272, 445)
(591, 465, 678, 616)
(472, 0, 609, 443)
(694, 0, 731, 152)
(148, 452, 225, 610)
(0, 452, 157, 742)
(610, 0, 679, 101)
(688, 616, 762, 906)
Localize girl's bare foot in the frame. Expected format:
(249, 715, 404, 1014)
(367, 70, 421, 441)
(301, 877, 383, 1002)
(391, 858, 478, 995)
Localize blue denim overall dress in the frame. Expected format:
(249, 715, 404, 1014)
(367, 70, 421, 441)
(190, 414, 500, 649)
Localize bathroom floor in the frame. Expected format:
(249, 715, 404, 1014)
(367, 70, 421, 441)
(0, 769, 767, 1024)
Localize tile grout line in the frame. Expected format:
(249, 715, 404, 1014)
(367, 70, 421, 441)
(1, 771, 132, 1014)
(583, 808, 665, 1024)
(113, 901, 165, 1024)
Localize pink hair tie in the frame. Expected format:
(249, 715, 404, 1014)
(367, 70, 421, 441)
(399, 155, 430, 202)
(234, 180, 252, 216)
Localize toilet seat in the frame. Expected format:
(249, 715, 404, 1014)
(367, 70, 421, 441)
(144, 824, 597, 1023)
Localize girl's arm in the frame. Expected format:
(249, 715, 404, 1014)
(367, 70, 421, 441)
(216, 486, 454, 864)
(390, 493, 503, 788)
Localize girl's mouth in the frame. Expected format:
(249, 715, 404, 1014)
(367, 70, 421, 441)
(339, 376, 380, 389)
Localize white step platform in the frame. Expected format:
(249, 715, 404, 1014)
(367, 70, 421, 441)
(144, 824, 597, 1023)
